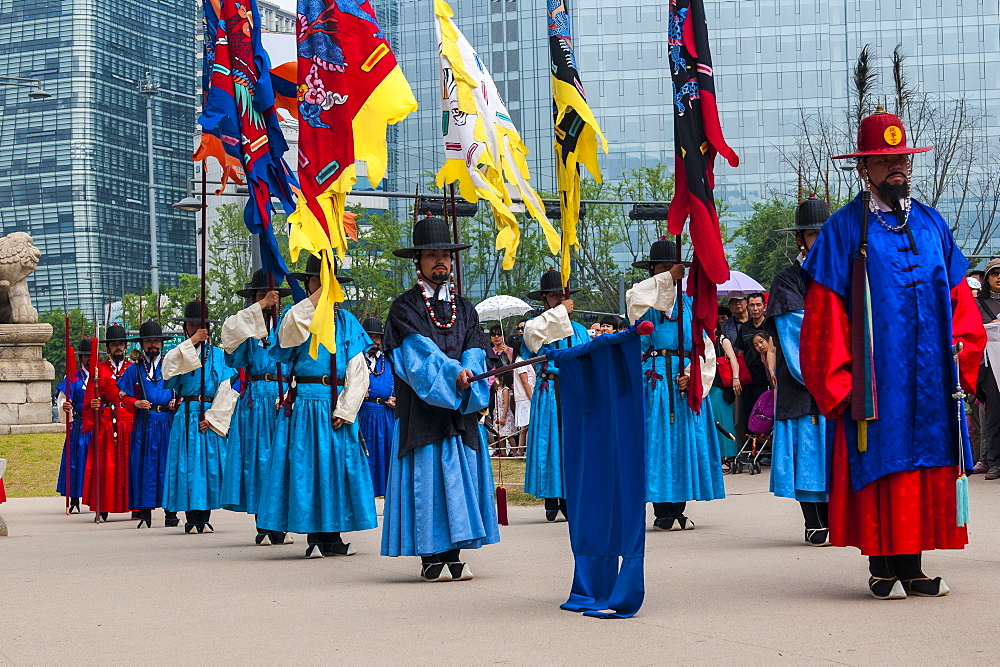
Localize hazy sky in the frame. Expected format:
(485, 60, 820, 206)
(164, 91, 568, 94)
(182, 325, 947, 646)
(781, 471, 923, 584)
(272, 0, 296, 12)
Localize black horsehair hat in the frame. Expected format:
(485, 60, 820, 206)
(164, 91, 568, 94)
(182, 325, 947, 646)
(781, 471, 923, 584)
(287, 254, 353, 284)
(392, 216, 472, 259)
(236, 269, 293, 298)
(101, 324, 129, 343)
(174, 299, 219, 324)
(128, 319, 171, 343)
(776, 193, 831, 233)
(361, 316, 384, 336)
(632, 236, 692, 270)
(76, 337, 96, 356)
(526, 269, 580, 301)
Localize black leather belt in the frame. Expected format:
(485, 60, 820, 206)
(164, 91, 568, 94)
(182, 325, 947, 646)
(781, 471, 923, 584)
(646, 349, 691, 358)
(364, 396, 390, 404)
(250, 373, 282, 382)
(294, 375, 345, 386)
(181, 395, 212, 402)
(149, 405, 172, 413)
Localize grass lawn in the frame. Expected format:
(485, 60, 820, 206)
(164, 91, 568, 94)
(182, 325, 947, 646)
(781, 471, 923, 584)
(491, 457, 542, 506)
(0, 432, 65, 498)
(0, 431, 543, 506)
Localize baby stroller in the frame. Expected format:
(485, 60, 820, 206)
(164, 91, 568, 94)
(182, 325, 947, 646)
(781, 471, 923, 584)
(731, 389, 774, 475)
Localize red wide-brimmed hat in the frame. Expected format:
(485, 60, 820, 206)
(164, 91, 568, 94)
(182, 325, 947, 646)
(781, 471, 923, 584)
(832, 105, 933, 160)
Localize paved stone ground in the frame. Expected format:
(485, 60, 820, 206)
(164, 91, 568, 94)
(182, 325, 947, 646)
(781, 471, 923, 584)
(0, 472, 996, 665)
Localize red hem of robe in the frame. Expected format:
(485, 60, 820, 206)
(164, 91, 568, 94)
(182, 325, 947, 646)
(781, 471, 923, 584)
(829, 420, 967, 555)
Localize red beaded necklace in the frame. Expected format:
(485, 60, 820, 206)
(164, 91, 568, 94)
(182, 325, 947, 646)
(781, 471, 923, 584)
(368, 352, 386, 376)
(419, 273, 457, 330)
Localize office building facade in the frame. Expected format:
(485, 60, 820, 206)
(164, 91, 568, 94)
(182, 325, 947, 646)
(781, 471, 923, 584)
(0, 0, 198, 319)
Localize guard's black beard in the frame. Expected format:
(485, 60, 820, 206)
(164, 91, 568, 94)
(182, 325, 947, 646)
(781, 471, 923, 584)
(110, 351, 125, 363)
(145, 348, 160, 360)
(877, 178, 910, 207)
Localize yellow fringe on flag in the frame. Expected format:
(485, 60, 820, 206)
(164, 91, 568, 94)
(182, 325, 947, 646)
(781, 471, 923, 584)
(552, 77, 608, 288)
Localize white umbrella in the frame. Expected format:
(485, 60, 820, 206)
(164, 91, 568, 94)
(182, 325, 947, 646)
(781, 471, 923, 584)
(475, 295, 533, 322)
(681, 270, 765, 295)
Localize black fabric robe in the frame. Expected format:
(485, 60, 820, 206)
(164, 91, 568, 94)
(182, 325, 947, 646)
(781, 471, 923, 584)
(383, 284, 488, 456)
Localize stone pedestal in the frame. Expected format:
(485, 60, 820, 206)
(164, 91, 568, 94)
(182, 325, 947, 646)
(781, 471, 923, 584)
(0, 324, 56, 435)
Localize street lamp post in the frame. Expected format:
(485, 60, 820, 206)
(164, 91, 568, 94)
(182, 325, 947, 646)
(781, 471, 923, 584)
(0, 76, 52, 100)
(138, 73, 160, 296)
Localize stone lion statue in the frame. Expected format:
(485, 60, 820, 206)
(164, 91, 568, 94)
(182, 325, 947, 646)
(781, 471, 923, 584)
(0, 232, 41, 324)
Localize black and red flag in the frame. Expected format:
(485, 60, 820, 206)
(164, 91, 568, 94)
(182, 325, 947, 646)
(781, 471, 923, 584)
(666, 0, 739, 411)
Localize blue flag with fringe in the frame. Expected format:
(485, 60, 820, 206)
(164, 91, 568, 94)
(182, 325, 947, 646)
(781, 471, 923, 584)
(548, 326, 646, 619)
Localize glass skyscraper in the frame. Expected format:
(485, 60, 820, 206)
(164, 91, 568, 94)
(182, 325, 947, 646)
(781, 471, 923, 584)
(393, 0, 1000, 250)
(0, 0, 198, 318)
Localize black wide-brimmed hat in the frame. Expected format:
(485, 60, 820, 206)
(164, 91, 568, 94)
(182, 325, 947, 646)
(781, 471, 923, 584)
(632, 237, 692, 270)
(362, 316, 383, 335)
(392, 216, 471, 259)
(526, 269, 580, 301)
(101, 324, 129, 343)
(76, 337, 96, 356)
(128, 319, 171, 342)
(776, 193, 831, 233)
(236, 269, 293, 298)
(287, 254, 353, 284)
(174, 300, 219, 324)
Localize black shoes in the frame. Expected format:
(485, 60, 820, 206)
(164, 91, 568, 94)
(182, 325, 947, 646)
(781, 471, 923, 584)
(164, 511, 180, 528)
(183, 510, 213, 533)
(805, 528, 831, 546)
(305, 542, 355, 558)
(68, 498, 81, 514)
(94, 512, 109, 523)
(131, 510, 142, 519)
(420, 563, 453, 582)
(256, 531, 294, 545)
(900, 577, 950, 597)
(446, 562, 473, 581)
(653, 517, 675, 531)
(136, 509, 153, 529)
(869, 576, 907, 600)
(653, 516, 695, 531)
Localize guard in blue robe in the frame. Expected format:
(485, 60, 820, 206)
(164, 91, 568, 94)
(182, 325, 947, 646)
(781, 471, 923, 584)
(802, 107, 985, 599)
(118, 320, 177, 528)
(627, 240, 725, 531)
(161, 300, 239, 534)
(358, 316, 395, 497)
(381, 216, 499, 583)
(56, 339, 94, 513)
(521, 269, 590, 522)
(219, 271, 294, 546)
(766, 195, 831, 546)
(256, 261, 377, 558)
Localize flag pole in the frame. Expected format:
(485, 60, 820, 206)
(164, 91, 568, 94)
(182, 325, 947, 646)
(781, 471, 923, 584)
(199, 162, 208, 420)
(62, 288, 74, 515)
(449, 183, 463, 296)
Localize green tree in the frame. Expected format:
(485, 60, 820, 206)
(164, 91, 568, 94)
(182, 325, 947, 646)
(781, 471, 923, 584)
(346, 207, 411, 320)
(729, 199, 799, 289)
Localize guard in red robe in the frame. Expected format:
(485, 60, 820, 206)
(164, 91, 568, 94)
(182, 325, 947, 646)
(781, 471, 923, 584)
(801, 107, 985, 599)
(81, 325, 135, 520)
